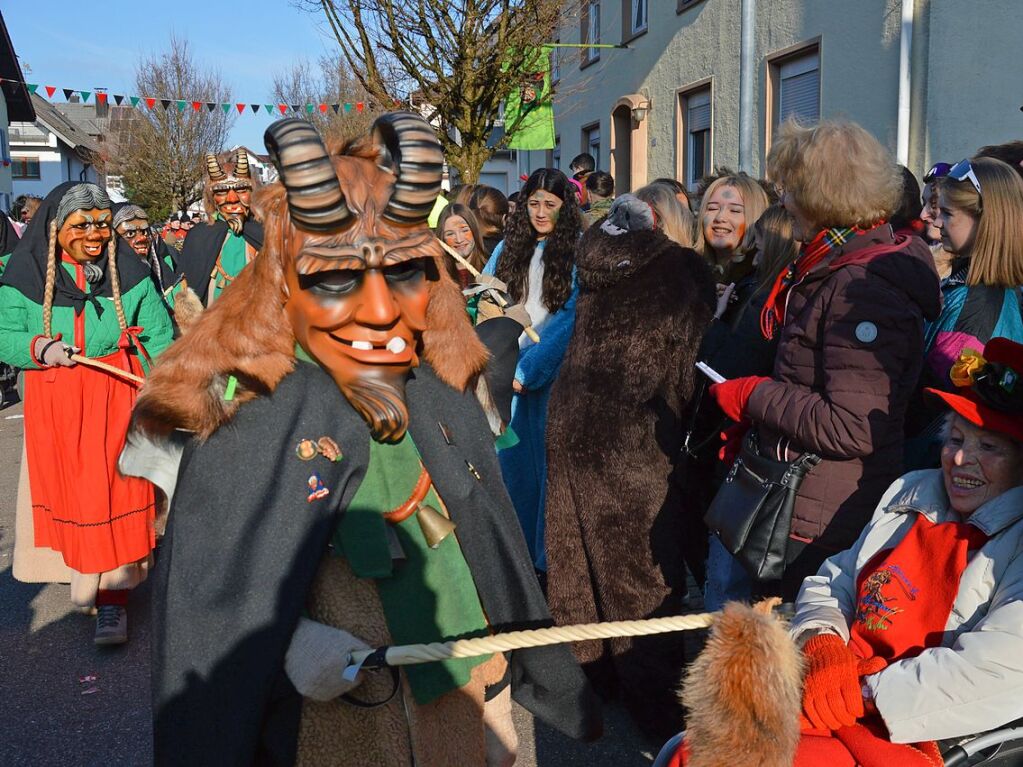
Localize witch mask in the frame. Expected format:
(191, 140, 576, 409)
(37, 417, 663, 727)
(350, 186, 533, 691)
(134, 114, 488, 442)
(203, 149, 256, 234)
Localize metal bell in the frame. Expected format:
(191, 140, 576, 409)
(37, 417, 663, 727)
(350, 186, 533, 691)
(416, 503, 456, 549)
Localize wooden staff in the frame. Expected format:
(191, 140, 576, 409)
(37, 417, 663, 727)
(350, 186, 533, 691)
(69, 354, 144, 385)
(350, 613, 715, 668)
(435, 238, 541, 343)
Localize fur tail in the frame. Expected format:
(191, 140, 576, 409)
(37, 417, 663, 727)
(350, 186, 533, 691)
(681, 600, 803, 767)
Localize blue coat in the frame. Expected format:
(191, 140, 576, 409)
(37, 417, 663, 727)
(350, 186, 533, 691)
(483, 242, 578, 570)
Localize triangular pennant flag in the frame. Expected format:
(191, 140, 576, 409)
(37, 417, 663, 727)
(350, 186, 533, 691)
(27, 83, 38, 94)
(146, 97, 157, 109)
(160, 99, 171, 110)
(278, 104, 288, 114)
(291, 104, 301, 113)
(318, 103, 328, 113)
(175, 100, 187, 112)
(264, 104, 273, 114)
(356, 102, 364, 113)
(344, 103, 352, 113)
(45, 86, 56, 98)
(250, 104, 260, 114)
(130, 96, 141, 108)
(97, 93, 107, 105)
(221, 103, 231, 114)
(192, 101, 203, 112)
(63, 88, 75, 100)
(113, 94, 124, 106)
(305, 104, 314, 114)
(80, 91, 91, 102)
(236, 103, 246, 114)
(206, 102, 216, 112)
(331, 104, 340, 114)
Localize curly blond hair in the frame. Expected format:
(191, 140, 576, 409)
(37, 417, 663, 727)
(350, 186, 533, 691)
(767, 119, 902, 232)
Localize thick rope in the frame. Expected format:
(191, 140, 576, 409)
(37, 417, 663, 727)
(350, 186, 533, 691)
(42, 219, 57, 337)
(106, 237, 128, 331)
(350, 613, 716, 668)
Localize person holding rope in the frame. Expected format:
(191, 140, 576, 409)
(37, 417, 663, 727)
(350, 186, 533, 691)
(136, 116, 599, 767)
(0, 182, 173, 644)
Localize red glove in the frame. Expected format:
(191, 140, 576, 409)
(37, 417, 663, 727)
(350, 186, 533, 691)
(718, 420, 750, 466)
(800, 633, 865, 731)
(708, 376, 770, 422)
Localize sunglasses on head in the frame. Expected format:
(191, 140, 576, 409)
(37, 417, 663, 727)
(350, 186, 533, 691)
(948, 159, 982, 196)
(923, 162, 952, 183)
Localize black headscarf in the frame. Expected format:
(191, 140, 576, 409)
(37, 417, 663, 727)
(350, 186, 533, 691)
(176, 218, 263, 305)
(0, 182, 152, 314)
(0, 215, 19, 258)
(111, 201, 180, 295)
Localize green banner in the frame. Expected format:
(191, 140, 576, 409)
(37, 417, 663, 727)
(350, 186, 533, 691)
(505, 48, 555, 151)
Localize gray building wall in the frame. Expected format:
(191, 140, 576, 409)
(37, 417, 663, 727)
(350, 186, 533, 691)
(524, 0, 1020, 193)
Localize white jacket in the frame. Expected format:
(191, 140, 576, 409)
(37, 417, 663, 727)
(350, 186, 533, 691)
(790, 469, 1023, 743)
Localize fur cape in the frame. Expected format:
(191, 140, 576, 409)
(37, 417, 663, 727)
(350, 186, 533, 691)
(544, 222, 715, 737)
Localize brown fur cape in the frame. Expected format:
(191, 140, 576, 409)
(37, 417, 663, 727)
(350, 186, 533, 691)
(544, 221, 715, 739)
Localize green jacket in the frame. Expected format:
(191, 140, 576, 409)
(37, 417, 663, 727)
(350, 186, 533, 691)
(0, 262, 174, 371)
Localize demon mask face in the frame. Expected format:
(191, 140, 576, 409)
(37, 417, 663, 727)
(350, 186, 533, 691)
(203, 150, 256, 234)
(265, 115, 478, 442)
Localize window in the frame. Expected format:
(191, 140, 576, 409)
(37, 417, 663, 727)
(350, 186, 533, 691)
(773, 47, 820, 128)
(550, 40, 561, 84)
(12, 157, 41, 180)
(626, 0, 648, 37)
(547, 135, 561, 169)
(677, 0, 707, 12)
(581, 1, 601, 66)
(582, 123, 600, 168)
(680, 87, 711, 189)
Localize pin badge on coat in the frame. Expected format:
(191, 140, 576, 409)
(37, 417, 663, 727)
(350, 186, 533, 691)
(295, 436, 343, 463)
(855, 321, 878, 344)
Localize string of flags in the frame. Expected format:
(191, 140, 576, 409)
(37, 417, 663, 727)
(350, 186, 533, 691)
(0, 78, 397, 116)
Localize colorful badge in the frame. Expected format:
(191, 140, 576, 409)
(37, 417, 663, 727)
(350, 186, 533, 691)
(316, 436, 343, 462)
(307, 472, 330, 502)
(296, 439, 318, 461)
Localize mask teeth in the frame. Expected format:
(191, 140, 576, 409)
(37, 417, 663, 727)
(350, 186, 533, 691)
(386, 337, 407, 354)
(351, 340, 373, 351)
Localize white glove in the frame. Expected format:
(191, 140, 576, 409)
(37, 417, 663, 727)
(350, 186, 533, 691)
(33, 336, 79, 367)
(284, 617, 371, 702)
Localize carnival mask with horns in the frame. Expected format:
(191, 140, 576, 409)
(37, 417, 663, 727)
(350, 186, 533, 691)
(204, 149, 256, 234)
(134, 113, 488, 443)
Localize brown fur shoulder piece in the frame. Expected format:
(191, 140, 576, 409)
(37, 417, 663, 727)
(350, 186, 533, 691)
(681, 600, 803, 767)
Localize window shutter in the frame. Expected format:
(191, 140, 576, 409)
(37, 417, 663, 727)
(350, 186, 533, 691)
(778, 52, 820, 123)
(687, 89, 711, 133)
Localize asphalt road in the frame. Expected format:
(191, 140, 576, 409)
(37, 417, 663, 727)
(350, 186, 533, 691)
(0, 395, 661, 767)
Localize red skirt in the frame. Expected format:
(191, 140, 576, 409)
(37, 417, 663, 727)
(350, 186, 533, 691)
(24, 336, 155, 574)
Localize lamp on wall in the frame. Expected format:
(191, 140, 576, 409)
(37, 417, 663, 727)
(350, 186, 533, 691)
(632, 99, 651, 123)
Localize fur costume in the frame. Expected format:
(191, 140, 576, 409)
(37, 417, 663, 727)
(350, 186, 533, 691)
(544, 213, 714, 738)
(140, 115, 600, 766)
(680, 600, 803, 767)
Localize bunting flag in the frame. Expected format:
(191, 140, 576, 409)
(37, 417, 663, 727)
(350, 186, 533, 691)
(504, 47, 555, 150)
(2, 78, 388, 118)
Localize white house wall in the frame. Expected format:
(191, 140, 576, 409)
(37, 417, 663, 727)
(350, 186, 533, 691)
(11, 129, 97, 198)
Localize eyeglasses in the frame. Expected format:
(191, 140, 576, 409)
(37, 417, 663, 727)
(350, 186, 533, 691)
(68, 221, 111, 233)
(923, 162, 952, 183)
(948, 158, 982, 196)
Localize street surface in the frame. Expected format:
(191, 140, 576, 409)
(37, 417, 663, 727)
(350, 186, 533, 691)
(0, 396, 659, 766)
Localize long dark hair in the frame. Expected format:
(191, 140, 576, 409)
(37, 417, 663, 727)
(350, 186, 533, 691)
(496, 168, 580, 312)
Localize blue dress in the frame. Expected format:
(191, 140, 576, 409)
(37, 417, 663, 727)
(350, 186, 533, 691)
(483, 241, 578, 570)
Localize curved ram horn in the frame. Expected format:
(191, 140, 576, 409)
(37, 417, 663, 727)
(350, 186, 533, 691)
(372, 112, 444, 226)
(205, 152, 226, 182)
(264, 118, 351, 232)
(234, 149, 250, 179)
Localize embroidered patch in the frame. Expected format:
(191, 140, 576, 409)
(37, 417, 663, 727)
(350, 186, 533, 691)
(1001, 369, 1018, 393)
(306, 472, 330, 502)
(855, 321, 878, 344)
(855, 564, 919, 631)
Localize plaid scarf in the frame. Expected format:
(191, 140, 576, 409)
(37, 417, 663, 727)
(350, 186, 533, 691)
(759, 226, 865, 339)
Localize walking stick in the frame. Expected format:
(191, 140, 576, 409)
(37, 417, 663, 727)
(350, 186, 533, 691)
(435, 238, 541, 343)
(69, 354, 145, 386)
(349, 613, 716, 670)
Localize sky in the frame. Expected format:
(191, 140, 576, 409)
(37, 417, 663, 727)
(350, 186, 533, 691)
(3, 1, 343, 151)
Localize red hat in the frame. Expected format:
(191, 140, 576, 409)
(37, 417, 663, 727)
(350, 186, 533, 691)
(925, 337, 1023, 443)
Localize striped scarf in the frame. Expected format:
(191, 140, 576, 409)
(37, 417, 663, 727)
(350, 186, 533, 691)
(759, 226, 864, 340)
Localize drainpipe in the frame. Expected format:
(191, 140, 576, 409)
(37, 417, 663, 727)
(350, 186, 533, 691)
(896, 0, 915, 166)
(737, 0, 756, 173)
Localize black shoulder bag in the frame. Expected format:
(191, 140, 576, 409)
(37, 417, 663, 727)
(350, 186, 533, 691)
(704, 429, 820, 582)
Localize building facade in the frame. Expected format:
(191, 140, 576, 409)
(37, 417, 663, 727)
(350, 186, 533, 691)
(521, 0, 1023, 193)
(0, 10, 34, 213)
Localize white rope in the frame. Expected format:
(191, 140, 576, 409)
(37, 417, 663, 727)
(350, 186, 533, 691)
(350, 613, 715, 667)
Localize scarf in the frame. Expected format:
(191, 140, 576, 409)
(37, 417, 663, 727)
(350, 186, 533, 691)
(759, 226, 865, 340)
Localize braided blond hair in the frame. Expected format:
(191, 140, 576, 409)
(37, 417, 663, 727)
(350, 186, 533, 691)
(106, 237, 127, 331)
(42, 219, 57, 337)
